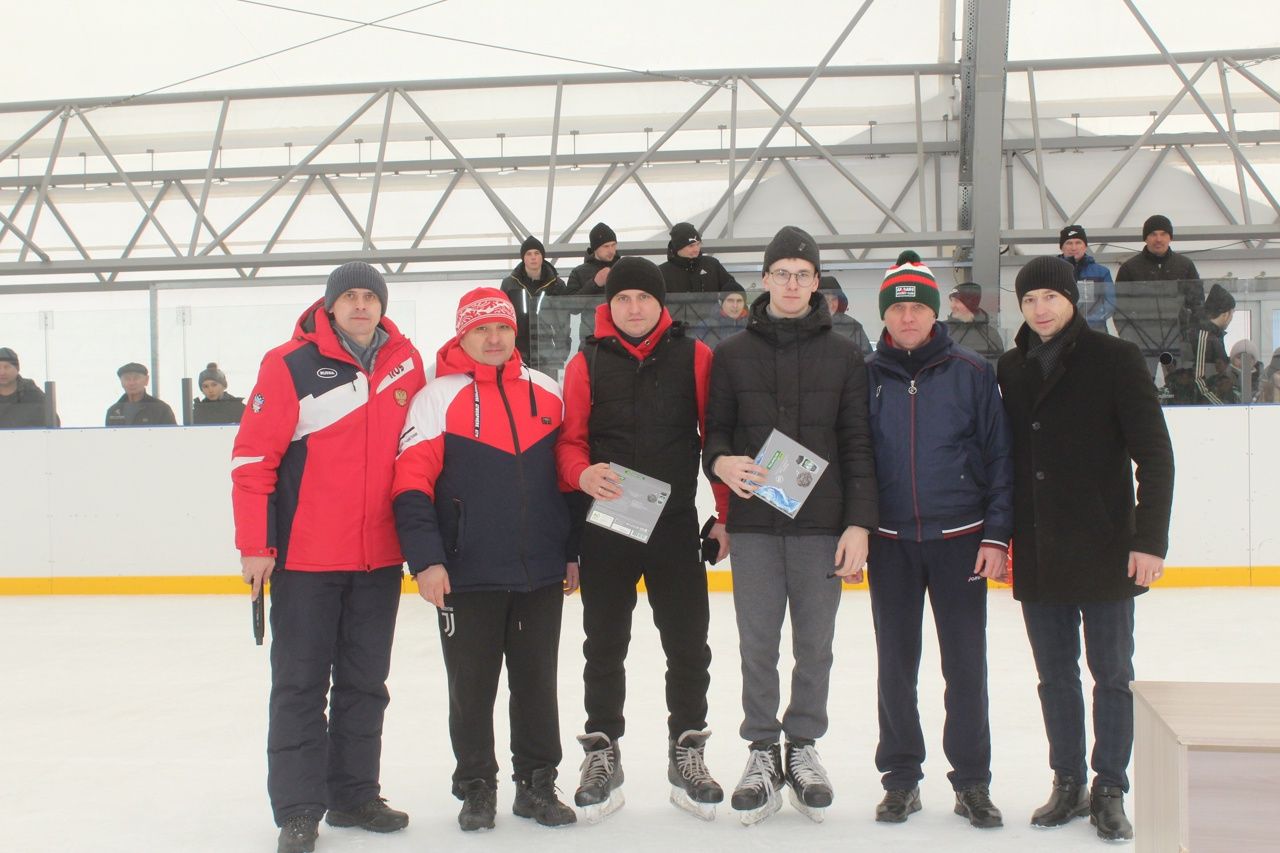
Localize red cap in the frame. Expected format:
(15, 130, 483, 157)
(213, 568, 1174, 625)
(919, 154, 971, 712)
(455, 287, 517, 337)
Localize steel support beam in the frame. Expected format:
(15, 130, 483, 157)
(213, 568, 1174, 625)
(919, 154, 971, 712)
(957, 0, 1010, 288)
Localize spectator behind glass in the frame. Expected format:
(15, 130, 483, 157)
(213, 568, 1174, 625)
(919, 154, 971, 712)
(105, 362, 176, 426)
(691, 289, 751, 349)
(1057, 225, 1115, 333)
(0, 347, 59, 428)
(1257, 364, 1280, 404)
(1229, 340, 1261, 402)
(192, 362, 246, 425)
(819, 276, 873, 355)
(944, 282, 1006, 363)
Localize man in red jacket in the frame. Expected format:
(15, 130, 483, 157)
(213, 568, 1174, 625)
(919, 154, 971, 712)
(233, 262, 425, 853)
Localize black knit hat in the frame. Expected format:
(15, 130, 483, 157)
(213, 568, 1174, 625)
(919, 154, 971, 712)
(1059, 224, 1088, 247)
(520, 235, 545, 257)
(668, 221, 700, 253)
(605, 256, 666, 307)
(762, 225, 821, 275)
(117, 362, 148, 377)
(589, 222, 617, 252)
(1143, 214, 1173, 240)
(324, 261, 388, 312)
(1015, 256, 1079, 304)
(0, 347, 17, 370)
(1204, 283, 1236, 318)
(198, 362, 227, 389)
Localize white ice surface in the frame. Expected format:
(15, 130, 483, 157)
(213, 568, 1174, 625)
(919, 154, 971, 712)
(3, 588, 1277, 852)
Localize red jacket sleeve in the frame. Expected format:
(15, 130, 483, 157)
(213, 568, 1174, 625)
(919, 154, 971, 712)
(555, 352, 592, 492)
(231, 351, 300, 557)
(693, 340, 730, 524)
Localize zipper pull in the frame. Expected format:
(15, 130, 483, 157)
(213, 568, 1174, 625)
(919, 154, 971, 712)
(908, 379, 918, 396)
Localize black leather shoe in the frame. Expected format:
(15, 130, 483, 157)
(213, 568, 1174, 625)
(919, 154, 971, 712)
(954, 784, 1003, 828)
(875, 787, 921, 823)
(1031, 775, 1090, 827)
(1090, 785, 1133, 841)
(325, 797, 409, 833)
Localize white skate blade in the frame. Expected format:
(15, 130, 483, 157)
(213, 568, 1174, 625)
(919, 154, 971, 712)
(788, 788, 827, 823)
(577, 789, 625, 824)
(737, 789, 783, 827)
(670, 786, 717, 822)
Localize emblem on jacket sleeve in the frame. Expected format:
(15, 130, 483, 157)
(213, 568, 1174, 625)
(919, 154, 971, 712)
(394, 389, 408, 407)
(252, 393, 265, 413)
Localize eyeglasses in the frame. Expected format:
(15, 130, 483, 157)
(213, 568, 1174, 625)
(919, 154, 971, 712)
(767, 269, 814, 286)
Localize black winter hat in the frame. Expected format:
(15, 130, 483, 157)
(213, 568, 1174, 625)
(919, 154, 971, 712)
(668, 222, 701, 253)
(1204, 283, 1236, 318)
(1059, 224, 1088, 247)
(1143, 214, 1173, 240)
(762, 225, 821, 275)
(605, 256, 666, 307)
(117, 362, 148, 377)
(520, 235, 545, 257)
(949, 282, 983, 315)
(1015, 256, 1079, 304)
(198, 362, 228, 389)
(589, 222, 617, 252)
(0, 347, 17, 370)
(324, 261, 388, 312)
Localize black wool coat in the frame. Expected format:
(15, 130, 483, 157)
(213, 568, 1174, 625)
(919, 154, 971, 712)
(997, 311, 1174, 604)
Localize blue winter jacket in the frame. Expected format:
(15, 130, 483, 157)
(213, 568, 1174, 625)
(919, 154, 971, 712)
(1061, 252, 1115, 332)
(865, 322, 1013, 545)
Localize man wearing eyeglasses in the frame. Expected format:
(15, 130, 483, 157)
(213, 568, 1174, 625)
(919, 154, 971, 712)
(703, 226, 878, 825)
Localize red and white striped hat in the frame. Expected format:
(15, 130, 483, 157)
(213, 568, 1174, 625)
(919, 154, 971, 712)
(455, 287, 517, 337)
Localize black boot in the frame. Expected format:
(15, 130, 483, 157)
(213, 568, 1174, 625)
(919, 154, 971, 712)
(324, 797, 408, 833)
(1090, 785, 1133, 841)
(875, 787, 921, 823)
(457, 779, 497, 832)
(954, 784, 1003, 829)
(1031, 775, 1089, 827)
(513, 768, 577, 827)
(277, 814, 319, 853)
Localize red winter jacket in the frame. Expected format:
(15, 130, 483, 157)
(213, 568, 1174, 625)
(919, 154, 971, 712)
(392, 339, 572, 592)
(231, 299, 425, 571)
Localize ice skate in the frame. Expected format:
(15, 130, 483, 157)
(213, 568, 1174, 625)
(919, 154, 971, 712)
(784, 738, 833, 823)
(667, 729, 724, 821)
(574, 732, 625, 823)
(730, 741, 784, 826)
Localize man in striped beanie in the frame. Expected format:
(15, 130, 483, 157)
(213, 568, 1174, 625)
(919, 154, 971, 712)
(879, 250, 940, 320)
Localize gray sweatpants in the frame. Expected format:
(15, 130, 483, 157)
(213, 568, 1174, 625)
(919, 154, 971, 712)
(730, 532, 842, 744)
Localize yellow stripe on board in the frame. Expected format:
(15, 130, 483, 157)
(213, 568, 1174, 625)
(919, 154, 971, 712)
(0, 567, 1276, 595)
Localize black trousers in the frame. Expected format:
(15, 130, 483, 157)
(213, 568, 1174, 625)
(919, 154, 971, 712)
(438, 582, 564, 796)
(267, 566, 403, 825)
(579, 508, 712, 740)
(867, 533, 991, 790)
(1022, 598, 1136, 791)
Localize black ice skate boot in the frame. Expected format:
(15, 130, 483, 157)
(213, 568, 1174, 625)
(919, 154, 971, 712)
(784, 738, 834, 823)
(730, 741, 784, 826)
(574, 732, 625, 823)
(513, 767, 577, 827)
(668, 729, 724, 821)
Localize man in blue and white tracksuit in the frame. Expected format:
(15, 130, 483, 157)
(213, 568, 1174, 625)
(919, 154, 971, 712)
(863, 252, 1013, 830)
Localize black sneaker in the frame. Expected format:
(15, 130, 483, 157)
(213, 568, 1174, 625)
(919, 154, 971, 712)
(513, 768, 577, 827)
(954, 784, 1003, 829)
(277, 814, 319, 853)
(457, 779, 497, 832)
(875, 787, 921, 823)
(325, 796, 408, 833)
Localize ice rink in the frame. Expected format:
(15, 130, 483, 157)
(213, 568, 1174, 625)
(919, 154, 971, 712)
(5, 586, 1277, 852)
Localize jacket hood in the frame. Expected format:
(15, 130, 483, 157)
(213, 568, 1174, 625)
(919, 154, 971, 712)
(745, 291, 831, 344)
(589, 301, 677, 361)
(435, 335, 525, 380)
